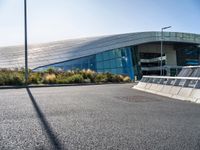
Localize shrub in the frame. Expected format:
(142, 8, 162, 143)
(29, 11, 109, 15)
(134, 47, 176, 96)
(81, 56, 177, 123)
(123, 76, 131, 82)
(80, 69, 96, 82)
(94, 73, 108, 83)
(65, 74, 84, 84)
(56, 74, 84, 84)
(105, 73, 122, 82)
(28, 73, 42, 84)
(43, 74, 56, 84)
(55, 73, 67, 84)
(0, 73, 6, 85)
(12, 73, 24, 85)
(46, 67, 57, 74)
(0, 71, 24, 85)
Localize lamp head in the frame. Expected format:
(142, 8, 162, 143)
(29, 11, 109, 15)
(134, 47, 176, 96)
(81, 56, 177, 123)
(162, 26, 172, 30)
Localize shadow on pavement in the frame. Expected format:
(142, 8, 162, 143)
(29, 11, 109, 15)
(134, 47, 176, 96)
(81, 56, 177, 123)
(26, 87, 63, 150)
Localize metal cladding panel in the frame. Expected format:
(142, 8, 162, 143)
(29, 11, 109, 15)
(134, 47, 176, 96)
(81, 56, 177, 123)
(0, 31, 200, 69)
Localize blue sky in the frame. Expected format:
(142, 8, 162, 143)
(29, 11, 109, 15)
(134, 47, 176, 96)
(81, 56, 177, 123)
(0, 0, 200, 46)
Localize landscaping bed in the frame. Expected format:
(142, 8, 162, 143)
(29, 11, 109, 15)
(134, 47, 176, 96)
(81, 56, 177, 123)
(0, 68, 131, 86)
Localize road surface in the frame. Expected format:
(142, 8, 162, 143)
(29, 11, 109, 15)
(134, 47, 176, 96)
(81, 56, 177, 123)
(0, 84, 200, 149)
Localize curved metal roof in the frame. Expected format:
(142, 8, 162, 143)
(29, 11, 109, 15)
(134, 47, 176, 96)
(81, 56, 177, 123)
(0, 31, 200, 69)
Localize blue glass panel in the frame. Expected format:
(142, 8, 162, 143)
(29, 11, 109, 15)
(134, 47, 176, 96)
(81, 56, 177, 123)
(122, 68, 129, 74)
(96, 53, 103, 62)
(116, 58, 123, 67)
(64, 65, 72, 70)
(111, 68, 117, 74)
(104, 69, 111, 73)
(110, 59, 116, 68)
(122, 56, 128, 67)
(97, 62, 104, 69)
(82, 63, 89, 69)
(98, 69, 104, 73)
(115, 49, 122, 57)
(121, 48, 127, 57)
(116, 68, 123, 74)
(110, 50, 116, 59)
(89, 63, 96, 71)
(104, 60, 111, 69)
(103, 51, 110, 60)
(73, 64, 81, 69)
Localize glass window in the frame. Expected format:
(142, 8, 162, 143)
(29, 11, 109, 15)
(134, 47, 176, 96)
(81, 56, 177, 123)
(103, 51, 110, 60)
(111, 68, 117, 74)
(116, 68, 123, 74)
(122, 57, 128, 67)
(98, 69, 104, 73)
(52, 63, 64, 67)
(110, 50, 116, 59)
(64, 65, 72, 70)
(104, 60, 111, 69)
(97, 62, 104, 69)
(104, 69, 111, 73)
(82, 63, 88, 69)
(116, 58, 123, 67)
(73, 64, 81, 69)
(89, 57, 95, 64)
(110, 59, 116, 68)
(115, 49, 122, 57)
(96, 53, 103, 62)
(122, 68, 129, 74)
(176, 47, 200, 66)
(89, 63, 96, 71)
(121, 48, 127, 57)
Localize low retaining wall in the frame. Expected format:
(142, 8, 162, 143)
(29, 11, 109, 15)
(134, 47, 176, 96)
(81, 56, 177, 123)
(134, 82, 200, 104)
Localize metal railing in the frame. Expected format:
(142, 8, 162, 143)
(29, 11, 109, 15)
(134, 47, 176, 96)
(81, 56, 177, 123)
(140, 75, 200, 89)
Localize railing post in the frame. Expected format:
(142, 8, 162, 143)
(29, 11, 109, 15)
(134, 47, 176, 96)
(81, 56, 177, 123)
(183, 79, 191, 87)
(194, 79, 200, 89)
(159, 78, 165, 84)
(174, 79, 181, 86)
(166, 78, 173, 85)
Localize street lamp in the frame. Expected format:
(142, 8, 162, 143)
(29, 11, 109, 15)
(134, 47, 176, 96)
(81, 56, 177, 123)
(24, 0, 28, 85)
(160, 26, 172, 76)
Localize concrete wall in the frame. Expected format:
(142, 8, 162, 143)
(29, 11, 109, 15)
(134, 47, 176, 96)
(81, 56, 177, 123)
(133, 82, 200, 104)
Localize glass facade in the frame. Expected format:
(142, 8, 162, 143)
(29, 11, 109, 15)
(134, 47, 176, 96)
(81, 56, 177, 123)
(33, 43, 200, 80)
(96, 47, 134, 79)
(34, 46, 135, 80)
(177, 46, 200, 66)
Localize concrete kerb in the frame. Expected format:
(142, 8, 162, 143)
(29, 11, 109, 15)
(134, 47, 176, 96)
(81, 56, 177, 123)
(135, 82, 147, 89)
(190, 89, 200, 103)
(0, 82, 133, 90)
(145, 83, 152, 89)
(0, 84, 97, 90)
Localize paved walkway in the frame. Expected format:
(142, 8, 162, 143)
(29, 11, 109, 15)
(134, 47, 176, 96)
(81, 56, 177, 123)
(0, 84, 200, 149)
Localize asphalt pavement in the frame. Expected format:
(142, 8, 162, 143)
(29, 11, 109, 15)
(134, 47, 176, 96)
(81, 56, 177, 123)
(0, 83, 200, 150)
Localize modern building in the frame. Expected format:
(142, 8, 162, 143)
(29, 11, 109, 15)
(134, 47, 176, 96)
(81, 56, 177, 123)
(0, 31, 200, 80)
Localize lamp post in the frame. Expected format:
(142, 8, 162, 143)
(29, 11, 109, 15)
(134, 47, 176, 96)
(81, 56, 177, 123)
(160, 26, 171, 76)
(24, 0, 28, 85)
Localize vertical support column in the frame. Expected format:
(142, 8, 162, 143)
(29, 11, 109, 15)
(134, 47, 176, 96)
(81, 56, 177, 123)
(126, 47, 134, 80)
(24, 0, 28, 85)
(160, 31, 163, 76)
